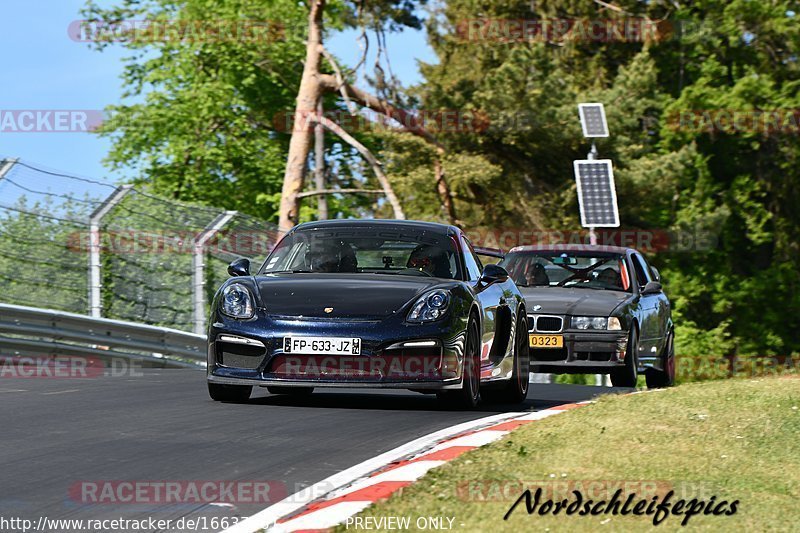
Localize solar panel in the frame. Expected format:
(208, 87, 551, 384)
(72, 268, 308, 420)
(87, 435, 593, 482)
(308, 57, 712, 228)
(578, 103, 609, 138)
(573, 159, 619, 227)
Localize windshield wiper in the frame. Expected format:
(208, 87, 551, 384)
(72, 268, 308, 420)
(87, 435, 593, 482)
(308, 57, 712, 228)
(266, 269, 314, 274)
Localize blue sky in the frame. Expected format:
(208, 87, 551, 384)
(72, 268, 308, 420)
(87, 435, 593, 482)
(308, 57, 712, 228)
(0, 1, 435, 183)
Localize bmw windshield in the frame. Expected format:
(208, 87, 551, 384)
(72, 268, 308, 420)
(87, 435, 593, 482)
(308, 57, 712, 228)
(501, 251, 632, 292)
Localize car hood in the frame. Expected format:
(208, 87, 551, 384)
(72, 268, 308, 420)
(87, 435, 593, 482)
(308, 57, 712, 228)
(254, 273, 445, 319)
(519, 287, 630, 316)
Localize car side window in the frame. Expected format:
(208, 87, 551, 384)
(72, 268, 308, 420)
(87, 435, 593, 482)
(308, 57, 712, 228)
(461, 236, 483, 281)
(631, 254, 652, 288)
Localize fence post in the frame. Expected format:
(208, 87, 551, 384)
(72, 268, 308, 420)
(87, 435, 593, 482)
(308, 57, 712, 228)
(0, 158, 19, 181)
(193, 211, 237, 334)
(88, 185, 132, 318)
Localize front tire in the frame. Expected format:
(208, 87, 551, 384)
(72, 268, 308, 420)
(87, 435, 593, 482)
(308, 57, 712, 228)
(208, 382, 252, 402)
(482, 314, 530, 404)
(611, 327, 639, 388)
(646, 331, 675, 388)
(438, 316, 481, 409)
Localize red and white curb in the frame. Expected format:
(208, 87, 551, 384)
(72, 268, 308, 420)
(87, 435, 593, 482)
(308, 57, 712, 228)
(223, 402, 590, 533)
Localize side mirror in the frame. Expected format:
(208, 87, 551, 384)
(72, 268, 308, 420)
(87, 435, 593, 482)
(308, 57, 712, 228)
(227, 258, 251, 277)
(480, 263, 509, 284)
(650, 266, 661, 282)
(642, 281, 662, 295)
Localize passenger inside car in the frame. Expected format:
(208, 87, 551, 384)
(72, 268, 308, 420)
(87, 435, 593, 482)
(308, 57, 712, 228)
(406, 245, 452, 278)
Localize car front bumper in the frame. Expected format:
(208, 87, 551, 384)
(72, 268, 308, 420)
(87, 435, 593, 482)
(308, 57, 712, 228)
(529, 330, 631, 373)
(206, 311, 468, 390)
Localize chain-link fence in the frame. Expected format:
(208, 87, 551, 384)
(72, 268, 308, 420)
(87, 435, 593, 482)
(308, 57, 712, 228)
(0, 157, 282, 332)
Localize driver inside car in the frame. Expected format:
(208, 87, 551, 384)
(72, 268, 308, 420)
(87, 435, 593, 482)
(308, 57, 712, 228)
(406, 245, 451, 278)
(597, 267, 622, 288)
(304, 240, 358, 273)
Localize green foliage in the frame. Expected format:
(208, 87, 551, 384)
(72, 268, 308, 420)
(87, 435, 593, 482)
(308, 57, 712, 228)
(390, 0, 800, 362)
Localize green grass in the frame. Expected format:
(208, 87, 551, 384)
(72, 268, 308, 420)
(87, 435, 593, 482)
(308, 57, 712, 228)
(336, 376, 800, 532)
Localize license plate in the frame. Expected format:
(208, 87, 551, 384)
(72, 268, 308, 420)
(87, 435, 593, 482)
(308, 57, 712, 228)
(283, 336, 361, 356)
(529, 334, 563, 348)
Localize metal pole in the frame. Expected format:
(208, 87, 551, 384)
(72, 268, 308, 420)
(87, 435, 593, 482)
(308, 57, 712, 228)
(193, 211, 237, 334)
(314, 100, 328, 220)
(589, 227, 597, 245)
(0, 158, 19, 181)
(88, 185, 132, 318)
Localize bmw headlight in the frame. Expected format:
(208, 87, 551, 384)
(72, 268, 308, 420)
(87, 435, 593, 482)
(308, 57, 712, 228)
(221, 284, 255, 319)
(571, 316, 608, 330)
(407, 290, 450, 323)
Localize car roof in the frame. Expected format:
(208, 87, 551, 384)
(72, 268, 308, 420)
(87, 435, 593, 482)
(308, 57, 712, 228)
(508, 243, 635, 255)
(293, 219, 458, 235)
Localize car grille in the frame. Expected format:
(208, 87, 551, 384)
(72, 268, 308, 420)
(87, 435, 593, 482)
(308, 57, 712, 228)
(528, 315, 564, 333)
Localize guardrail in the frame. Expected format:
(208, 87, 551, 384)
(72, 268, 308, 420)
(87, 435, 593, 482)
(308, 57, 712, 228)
(0, 303, 206, 369)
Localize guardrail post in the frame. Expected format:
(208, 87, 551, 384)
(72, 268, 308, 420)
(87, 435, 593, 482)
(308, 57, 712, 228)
(88, 185, 133, 318)
(193, 211, 237, 334)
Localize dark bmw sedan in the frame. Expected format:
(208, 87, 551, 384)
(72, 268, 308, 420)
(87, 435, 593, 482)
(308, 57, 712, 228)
(206, 220, 530, 408)
(499, 244, 674, 388)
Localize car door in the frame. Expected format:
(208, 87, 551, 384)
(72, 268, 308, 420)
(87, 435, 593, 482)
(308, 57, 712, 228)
(461, 235, 505, 369)
(630, 252, 660, 362)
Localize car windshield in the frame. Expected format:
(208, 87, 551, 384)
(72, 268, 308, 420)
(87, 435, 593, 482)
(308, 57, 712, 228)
(501, 251, 631, 292)
(259, 226, 462, 280)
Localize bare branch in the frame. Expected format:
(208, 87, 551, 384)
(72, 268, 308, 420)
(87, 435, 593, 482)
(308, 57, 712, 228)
(297, 188, 384, 198)
(319, 47, 357, 115)
(311, 112, 405, 220)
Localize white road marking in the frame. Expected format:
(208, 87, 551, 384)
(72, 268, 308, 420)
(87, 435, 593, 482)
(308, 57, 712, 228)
(42, 389, 80, 395)
(222, 411, 528, 533)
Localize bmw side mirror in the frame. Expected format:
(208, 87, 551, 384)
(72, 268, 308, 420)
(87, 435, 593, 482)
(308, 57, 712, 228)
(480, 264, 509, 284)
(227, 258, 251, 277)
(642, 281, 662, 295)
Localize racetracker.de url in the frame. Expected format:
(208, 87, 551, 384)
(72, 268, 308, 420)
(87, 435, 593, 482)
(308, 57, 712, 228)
(0, 516, 242, 532)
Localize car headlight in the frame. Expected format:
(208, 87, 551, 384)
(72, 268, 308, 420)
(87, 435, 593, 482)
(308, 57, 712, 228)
(407, 289, 450, 323)
(571, 316, 608, 330)
(221, 283, 254, 319)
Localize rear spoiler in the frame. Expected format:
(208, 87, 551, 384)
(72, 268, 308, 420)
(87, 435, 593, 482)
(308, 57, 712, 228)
(474, 246, 505, 259)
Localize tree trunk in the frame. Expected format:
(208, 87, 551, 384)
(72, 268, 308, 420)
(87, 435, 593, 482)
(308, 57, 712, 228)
(314, 100, 328, 220)
(278, 0, 326, 231)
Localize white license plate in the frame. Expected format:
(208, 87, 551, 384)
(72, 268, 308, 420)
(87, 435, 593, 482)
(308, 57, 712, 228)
(283, 336, 361, 356)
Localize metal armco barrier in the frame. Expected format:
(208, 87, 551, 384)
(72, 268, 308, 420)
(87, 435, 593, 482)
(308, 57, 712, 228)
(0, 303, 206, 369)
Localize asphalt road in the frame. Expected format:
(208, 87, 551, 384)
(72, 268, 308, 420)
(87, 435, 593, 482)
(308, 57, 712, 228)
(0, 370, 629, 531)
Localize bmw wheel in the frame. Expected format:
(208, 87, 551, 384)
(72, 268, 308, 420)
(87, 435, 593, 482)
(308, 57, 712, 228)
(646, 330, 675, 388)
(611, 327, 639, 388)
